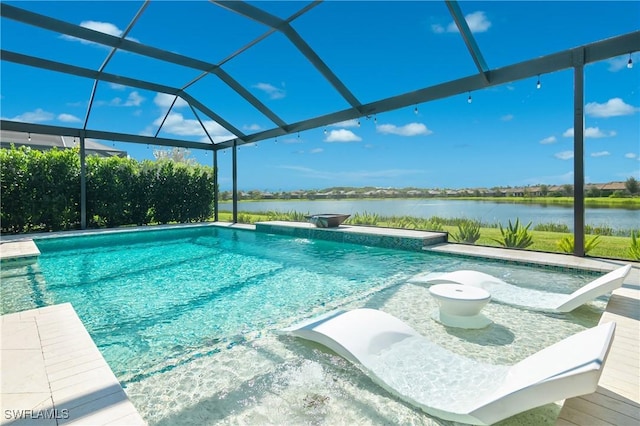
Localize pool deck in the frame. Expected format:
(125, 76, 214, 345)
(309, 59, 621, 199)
(556, 281, 640, 425)
(0, 303, 146, 425)
(1, 222, 638, 425)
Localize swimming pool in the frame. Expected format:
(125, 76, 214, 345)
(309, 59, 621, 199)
(0, 225, 606, 425)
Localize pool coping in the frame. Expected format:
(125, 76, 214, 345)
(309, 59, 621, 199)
(0, 303, 146, 425)
(3, 221, 637, 273)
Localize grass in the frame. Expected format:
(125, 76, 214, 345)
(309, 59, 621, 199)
(450, 196, 640, 207)
(217, 210, 637, 260)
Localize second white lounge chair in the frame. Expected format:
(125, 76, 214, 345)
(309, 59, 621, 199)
(409, 264, 631, 313)
(281, 308, 616, 425)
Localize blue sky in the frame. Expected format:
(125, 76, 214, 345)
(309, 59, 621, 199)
(1, 1, 639, 191)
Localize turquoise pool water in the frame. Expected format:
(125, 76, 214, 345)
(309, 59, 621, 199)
(0, 225, 606, 425)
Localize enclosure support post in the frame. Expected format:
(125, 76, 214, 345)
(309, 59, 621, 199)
(232, 142, 238, 224)
(79, 134, 87, 230)
(572, 50, 585, 257)
(213, 149, 218, 222)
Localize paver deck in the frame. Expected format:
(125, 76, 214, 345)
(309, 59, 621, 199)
(0, 303, 146, 425)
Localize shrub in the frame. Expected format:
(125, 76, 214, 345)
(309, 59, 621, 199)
(492, 219, 534, 248)
(388, 216, 419, 229)
(585, 224, 614, 236)
(423, 220, 444, 232)
(347, 212, 379, 225)
(556, 235, 601, 254)
(267, 210, 309, 222)
(236, 213, 254, 224)
(629, 231, 640, 260)
(451, 220, 481, 244)
(534, 222, 570, 233)
(1, 145, 80, 232)
(1, 145, 215, 233)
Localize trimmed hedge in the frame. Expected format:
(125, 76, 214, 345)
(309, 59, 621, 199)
(0, 145, 215, 233)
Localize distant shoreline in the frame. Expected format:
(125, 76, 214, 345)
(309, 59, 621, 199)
(220, 196, 640, 209)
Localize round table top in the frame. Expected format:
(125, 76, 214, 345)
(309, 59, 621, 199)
(429, 283, 491, 301)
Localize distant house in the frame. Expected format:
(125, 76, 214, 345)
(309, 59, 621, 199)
(478, 188, 496, 196)
(1, 130, 127, 158)
(525, 186, 543, 196)
(598, 182, 626, 195)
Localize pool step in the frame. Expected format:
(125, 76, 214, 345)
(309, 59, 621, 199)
(0, 239, 40, 266)
(255, 221, 447, 251)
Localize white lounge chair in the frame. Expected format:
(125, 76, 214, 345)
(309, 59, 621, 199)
(408, 264, 631, 313)
(281, 308, 616, 425)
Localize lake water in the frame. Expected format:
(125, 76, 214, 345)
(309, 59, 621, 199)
(221, 199, 639, 232)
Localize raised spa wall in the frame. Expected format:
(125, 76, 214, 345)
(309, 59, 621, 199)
(255, 220, 448, 252)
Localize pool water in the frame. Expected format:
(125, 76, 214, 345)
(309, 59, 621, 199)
(0, 225, 606, 425)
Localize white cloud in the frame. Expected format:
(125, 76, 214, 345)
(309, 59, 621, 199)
(562, 127, 616, 138)
(540, 136, 557, 144)
(104, 91, 144, 107)
(585, 98, 639, 118)
(435, 11, 491, 34)
(625, 152, 638, 159)
(252, 82, 286, 100)
(376, 122, 432, 136)
(154, 93, 189, 109)
(331, 119, 360, 128)
(109, 83, 126, 91)
(81, 21, 123, 37)
(152, 112, 234, 142)
(431, 24, 445, 34)
(309, 148, 323, 154)
(281, 137, 302, 144)
(60, 21, 139, 45)
(324, 129, 362, 143)
(243, 123, 262, 131)
(11, 108, 54, 122)
(500, 114, 514, 122)
(555, 150, 574, 160)
(123, 91, 144, 107)
(586, 127, 616, 138)
(590, 151, 610, 157)
(57, 113, 81, 123)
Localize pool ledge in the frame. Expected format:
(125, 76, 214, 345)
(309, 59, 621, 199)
(424, 242, 640, 274)
(0, 303, 146, 425)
